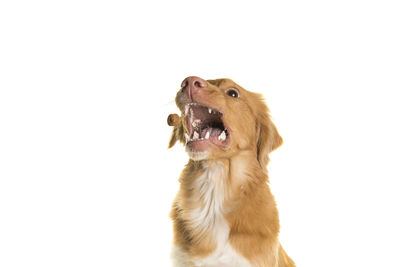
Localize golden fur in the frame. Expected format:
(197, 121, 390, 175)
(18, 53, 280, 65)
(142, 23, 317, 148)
(168, 77, 295, 267)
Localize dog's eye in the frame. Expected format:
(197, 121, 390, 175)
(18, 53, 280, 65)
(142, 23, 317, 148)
(227, 88, 239, 98)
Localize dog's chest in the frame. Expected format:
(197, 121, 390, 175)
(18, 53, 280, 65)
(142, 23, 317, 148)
(187, 162, 252, 267)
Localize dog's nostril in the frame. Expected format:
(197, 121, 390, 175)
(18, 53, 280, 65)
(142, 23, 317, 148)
(194, 81, 202, 88)
(181, 80, 188, 92)
(181, 80, 187, 88)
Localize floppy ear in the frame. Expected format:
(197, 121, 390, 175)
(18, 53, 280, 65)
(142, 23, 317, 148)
(167, 114, 185, 148)
(256, 111, 283, 168)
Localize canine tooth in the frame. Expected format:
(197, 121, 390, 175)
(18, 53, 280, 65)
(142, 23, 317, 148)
(184, 105, 189, 115)
(205, 130, 210, 139)
(193, 131, 199, 140)
(192, 119, 201, 127)
(218, 130, 226, 141)
(208, 108, 212, 114)
(185, 133, 190, 141)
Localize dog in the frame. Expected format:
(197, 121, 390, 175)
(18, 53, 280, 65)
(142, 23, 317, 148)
(167, 76, 295, 267)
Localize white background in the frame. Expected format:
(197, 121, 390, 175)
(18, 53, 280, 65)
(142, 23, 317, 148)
(1, 0, 399, 266)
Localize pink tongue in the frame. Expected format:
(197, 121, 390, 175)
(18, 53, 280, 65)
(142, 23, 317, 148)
(211, 128, 222, 137)
(200, 127, 222, 138)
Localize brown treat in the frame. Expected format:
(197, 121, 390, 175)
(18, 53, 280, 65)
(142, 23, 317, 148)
(167, 113, 180, 127)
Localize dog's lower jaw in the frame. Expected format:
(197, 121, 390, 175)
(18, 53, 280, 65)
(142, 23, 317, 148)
(185, 146, 210, 161)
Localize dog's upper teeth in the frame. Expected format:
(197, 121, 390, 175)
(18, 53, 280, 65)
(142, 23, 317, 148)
(184, 105, 189, 116)
(205, 129, 210, 139)
(218, 131, 226, 141)
(192, 119, 201, 127)
(193, 131, 199, 140)
(185, 133, 190, 141)
(208, 108, 212, 114)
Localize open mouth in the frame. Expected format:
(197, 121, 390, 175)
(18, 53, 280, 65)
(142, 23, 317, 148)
(183, 103, 230, 149)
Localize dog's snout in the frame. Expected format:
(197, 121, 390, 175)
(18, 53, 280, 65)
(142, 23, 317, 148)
(181, 76, 207, 99)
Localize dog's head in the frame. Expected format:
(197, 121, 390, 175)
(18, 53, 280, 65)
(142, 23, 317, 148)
(168, 76, 282, 167)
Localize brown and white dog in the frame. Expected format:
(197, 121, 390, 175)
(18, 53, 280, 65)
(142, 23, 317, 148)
(167, 76, 295, 267)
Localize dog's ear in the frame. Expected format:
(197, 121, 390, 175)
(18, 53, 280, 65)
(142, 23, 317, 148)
(167, 114, 184, 148)
(256, 105, 283, 168)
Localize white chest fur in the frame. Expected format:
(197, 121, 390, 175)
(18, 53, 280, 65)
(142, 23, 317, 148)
(174, 161, 252, 267)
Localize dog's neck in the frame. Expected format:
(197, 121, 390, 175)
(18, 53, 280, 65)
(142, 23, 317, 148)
(194, 149, 265, 177)
(184, 149, 268, 202)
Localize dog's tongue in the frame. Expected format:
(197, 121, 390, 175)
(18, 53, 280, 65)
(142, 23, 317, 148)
(201, 127, 222, 138)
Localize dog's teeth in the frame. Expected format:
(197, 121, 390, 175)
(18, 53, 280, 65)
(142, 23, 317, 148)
(218, 131, 226, 141)
(192, 119, 201, 127)
(185, 133, 190, 141)
(193, 131, 199, 140)
(208, 108, 212, 114)
(205, 130, 210, 139)
(184, 105, 189, 115)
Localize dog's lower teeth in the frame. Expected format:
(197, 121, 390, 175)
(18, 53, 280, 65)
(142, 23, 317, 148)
(193, 131, 199, 140)
(218, 131, 226, 141)
(205, 130, 210, 139)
